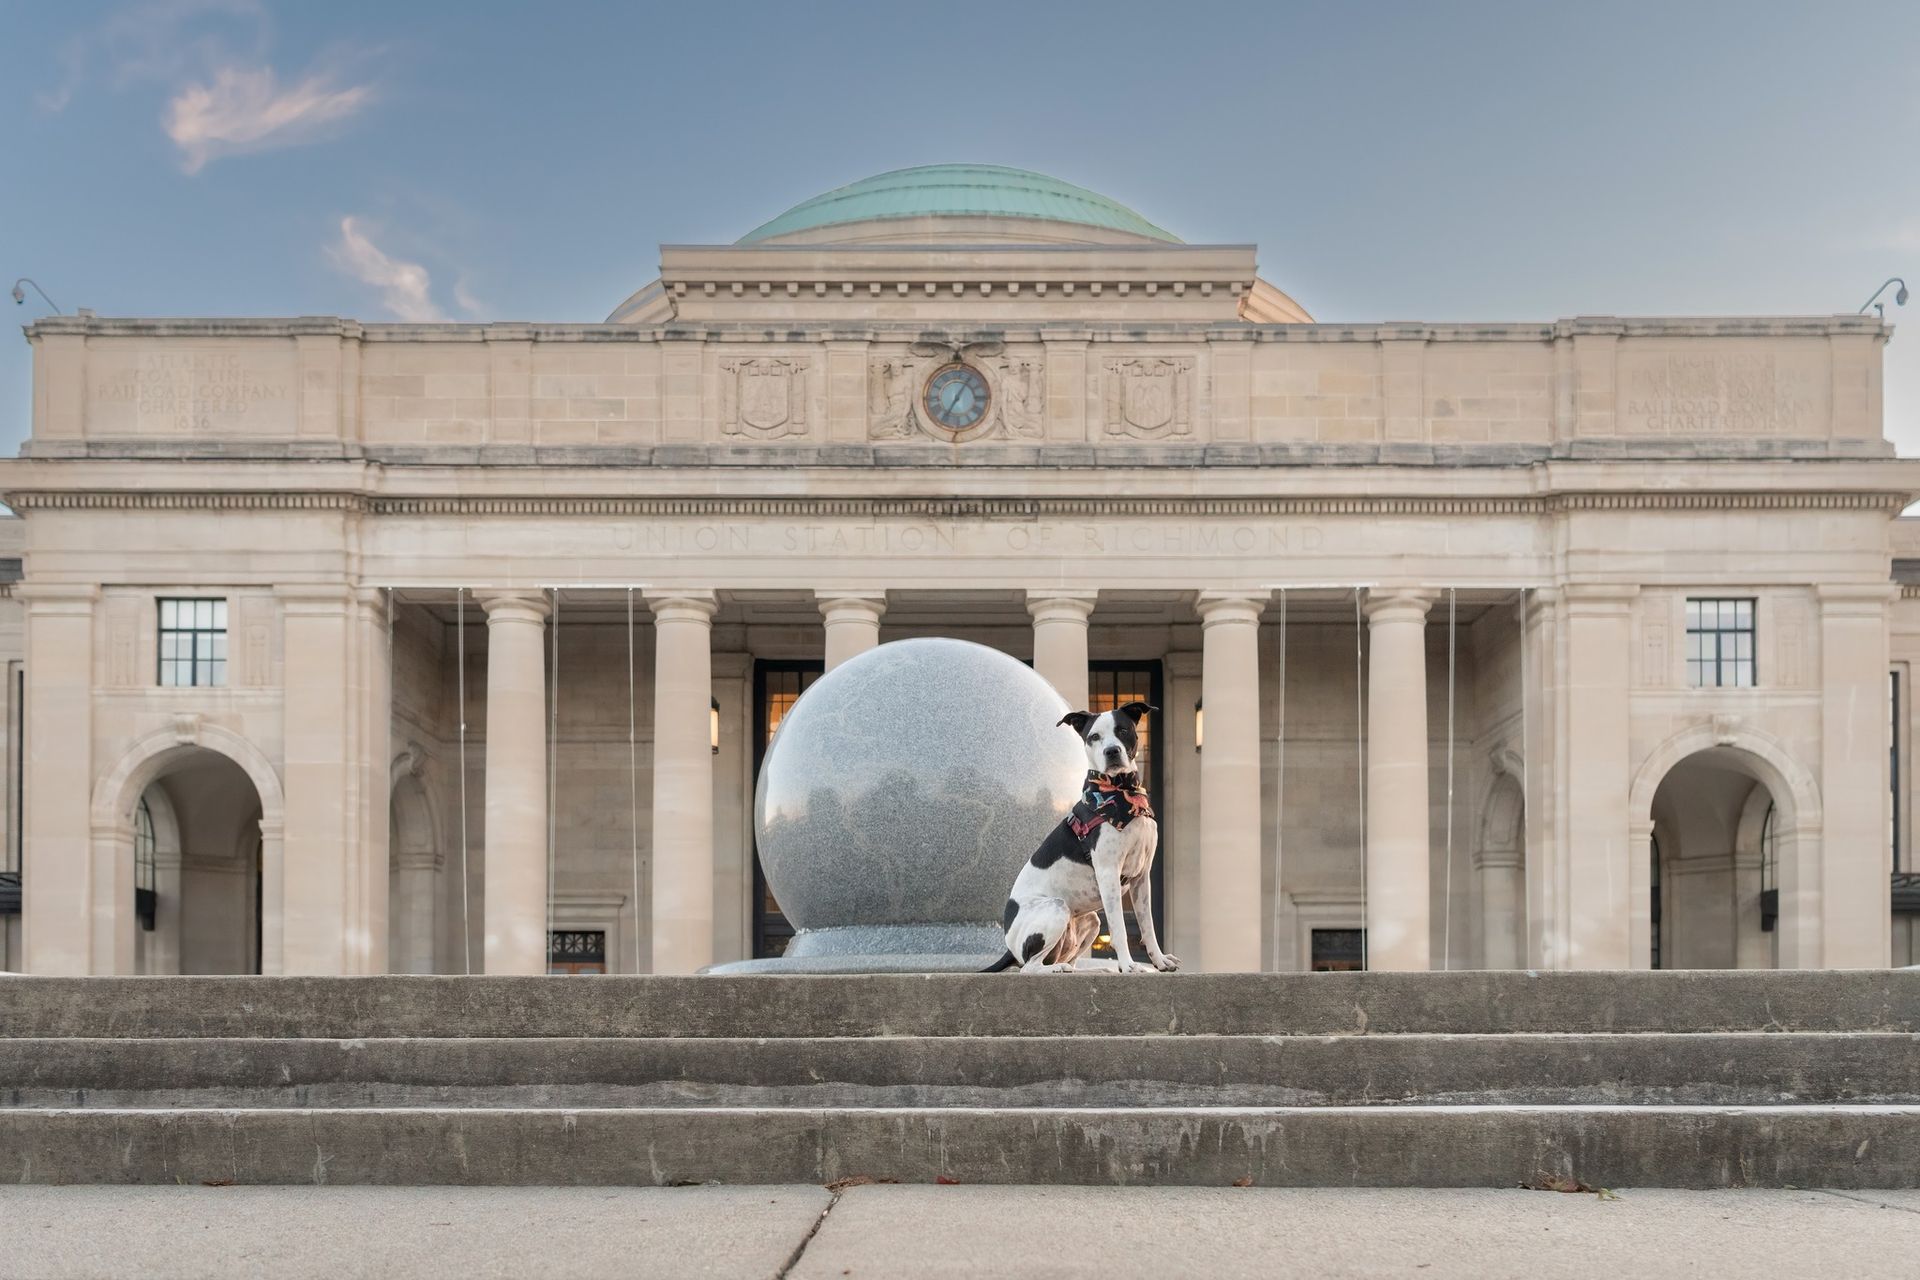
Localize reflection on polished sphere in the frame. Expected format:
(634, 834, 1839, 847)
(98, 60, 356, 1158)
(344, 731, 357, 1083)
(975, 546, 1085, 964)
(719, 637, 1088, 973)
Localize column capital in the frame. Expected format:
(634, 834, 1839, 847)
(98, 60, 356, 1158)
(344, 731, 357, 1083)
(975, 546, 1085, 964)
(1815, 583, 1898, 616)
(816, 590, 889, 623)
(14, 581, 98, 612)
(645, 588, 719, 624)
(1362, 586, 1438, 623)
(1195, 591, 1265, 627)
(1561, 582, 1641, 614)
(1025, 590, 1098, 624)
(274, 583, 356, 616)
(473, 588, 551, 625)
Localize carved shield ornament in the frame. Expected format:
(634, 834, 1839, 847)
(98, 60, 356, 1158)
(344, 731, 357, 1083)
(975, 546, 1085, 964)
(738, 364, 789, 430)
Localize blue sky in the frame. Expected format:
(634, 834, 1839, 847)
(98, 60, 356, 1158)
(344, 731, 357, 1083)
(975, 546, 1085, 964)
(4, 0, 1920, 454)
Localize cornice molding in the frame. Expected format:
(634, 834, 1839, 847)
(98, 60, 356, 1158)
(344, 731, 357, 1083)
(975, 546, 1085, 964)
(3, 491, 1910, 517)
(6, 492, 366, 511)
(26, 314, 1889, 344)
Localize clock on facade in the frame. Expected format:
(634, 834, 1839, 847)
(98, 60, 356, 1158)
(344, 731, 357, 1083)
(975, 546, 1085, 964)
(923, 363, 990, 432)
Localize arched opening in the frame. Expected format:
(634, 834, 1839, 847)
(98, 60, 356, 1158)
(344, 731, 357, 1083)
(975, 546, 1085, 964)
(128, 750, 265, 974)
(1474, 771, 1526, 968)
(388, 759, 441, 974)
(1647, 746, 1782, 969)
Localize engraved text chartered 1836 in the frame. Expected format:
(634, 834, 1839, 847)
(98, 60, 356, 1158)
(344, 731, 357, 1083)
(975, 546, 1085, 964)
(1619, 351, 1821, 436)
(92, 352, 292, 435)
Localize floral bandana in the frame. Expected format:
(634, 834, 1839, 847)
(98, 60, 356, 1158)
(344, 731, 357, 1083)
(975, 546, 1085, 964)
(1066, 770, 1154, 839)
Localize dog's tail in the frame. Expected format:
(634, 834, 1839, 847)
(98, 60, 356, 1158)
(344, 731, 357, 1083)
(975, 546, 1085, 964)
(979, 950, 1018, 974)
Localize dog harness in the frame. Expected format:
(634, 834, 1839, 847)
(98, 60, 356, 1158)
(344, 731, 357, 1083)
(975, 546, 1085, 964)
(1066, 770, 1155, 839)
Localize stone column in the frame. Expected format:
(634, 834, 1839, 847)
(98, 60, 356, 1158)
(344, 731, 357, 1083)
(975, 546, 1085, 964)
(648, 590, 719, 975)
(1197, 593, 1265, 972)
(817, 592, 887, 672)
(1563, 585, 1638, 969)
(1364, 587, 1435, 971)
(1027, 592, 1098, 712)
(20, 584, 102, 974)
(476, 590, 551, 975)
(1815, 585, 1896, 968)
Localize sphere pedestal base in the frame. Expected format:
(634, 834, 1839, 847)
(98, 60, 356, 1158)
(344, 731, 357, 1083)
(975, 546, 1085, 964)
(704, 923, 1002, 974)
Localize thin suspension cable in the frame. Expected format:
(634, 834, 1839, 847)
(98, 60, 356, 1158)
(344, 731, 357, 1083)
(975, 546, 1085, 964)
(1443, 587, 1457, 972)
(628, 587, 642, 976)
(546, 587, 560, 974)
(385, 589, 395, 974)
(1355, 587, 1368, 973)
(456, 588, 471, 975)
(1275, 588, 1287, 971)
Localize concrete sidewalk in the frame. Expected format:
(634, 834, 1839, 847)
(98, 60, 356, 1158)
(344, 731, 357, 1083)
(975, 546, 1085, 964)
(1, 1184, 1916, 1279)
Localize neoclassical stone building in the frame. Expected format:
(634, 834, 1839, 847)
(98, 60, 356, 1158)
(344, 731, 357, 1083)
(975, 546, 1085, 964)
(2, 164, 1916, 977)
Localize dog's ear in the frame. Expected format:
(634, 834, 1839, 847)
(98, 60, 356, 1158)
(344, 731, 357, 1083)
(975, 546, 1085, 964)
(1117, 701, 1158, 722)
(1057, 710, 1095, 735)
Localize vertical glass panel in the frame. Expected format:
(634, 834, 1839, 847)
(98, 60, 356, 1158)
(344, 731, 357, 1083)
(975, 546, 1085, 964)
(211, 599, 227, 629)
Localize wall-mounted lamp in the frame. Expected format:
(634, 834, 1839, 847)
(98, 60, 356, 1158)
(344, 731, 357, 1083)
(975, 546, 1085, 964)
(1860, 277, 1909, 320)
(710, 695, 721, 755)
(1193, 698, 1203, 752)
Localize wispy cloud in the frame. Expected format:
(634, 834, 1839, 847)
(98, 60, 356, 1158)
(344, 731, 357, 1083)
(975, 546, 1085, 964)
(39, 2, 375, 172)
(452, 276, 487, 320)
(166, 65, 371, 172)
(327, 218, 447, 323)
(38, 0, 267, 114)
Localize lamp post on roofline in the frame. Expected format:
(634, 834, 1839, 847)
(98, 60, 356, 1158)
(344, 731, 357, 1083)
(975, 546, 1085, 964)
(1860, 277, 1908, 321)
(10, 279, 62, 314)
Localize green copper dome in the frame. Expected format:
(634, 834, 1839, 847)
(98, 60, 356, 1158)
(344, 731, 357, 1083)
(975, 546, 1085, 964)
(738, 164, 1180, 244)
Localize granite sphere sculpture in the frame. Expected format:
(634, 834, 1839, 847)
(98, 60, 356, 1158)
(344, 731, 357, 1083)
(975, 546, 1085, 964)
(711, 637, 1089, 973)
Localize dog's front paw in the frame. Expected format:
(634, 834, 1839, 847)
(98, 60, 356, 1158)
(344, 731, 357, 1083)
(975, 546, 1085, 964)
(1151, 952, 1181, 972)
(1114, 959, 1148, 974)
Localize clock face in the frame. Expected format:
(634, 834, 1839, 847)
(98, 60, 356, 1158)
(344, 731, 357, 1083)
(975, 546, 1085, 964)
(923, 364, 990, 432)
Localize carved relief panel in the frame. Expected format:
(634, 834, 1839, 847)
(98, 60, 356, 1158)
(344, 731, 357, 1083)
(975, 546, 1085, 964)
(719, 357, 808, 439)
(1102, 356, 1194, 440)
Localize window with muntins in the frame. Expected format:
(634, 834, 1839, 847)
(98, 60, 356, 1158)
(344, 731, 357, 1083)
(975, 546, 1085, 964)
(158, 598, 227, 687)
(1686, 598, 1754, 688)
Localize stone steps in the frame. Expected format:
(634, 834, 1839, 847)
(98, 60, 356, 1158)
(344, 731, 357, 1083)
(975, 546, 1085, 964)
(5, 1033, 1917, 1109)
(3, 971, 1917, 1187)
(5, 1105, 1918, 1189)
(3, 970, 1915, 1037)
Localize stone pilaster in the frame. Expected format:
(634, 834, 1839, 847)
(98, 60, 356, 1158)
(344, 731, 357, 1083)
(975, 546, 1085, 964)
(278, 585, 358, 975)
(648, 590, 719, 974)
(1816, 584, 1896, 967)
(1474, 846, 1524, 970)
(1562, 584, 1638, 969)
(1197, 592, 1265, 972)
(20, 584, 101, 973)
(817, 591, 887, 672)
(1363, 587, 1436, 971)
(1027, 591, 1098, 711)
(476, 589, 551, 975)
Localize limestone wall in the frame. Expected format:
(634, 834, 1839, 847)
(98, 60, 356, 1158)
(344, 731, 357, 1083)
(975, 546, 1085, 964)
(23, 316, 1890, 459)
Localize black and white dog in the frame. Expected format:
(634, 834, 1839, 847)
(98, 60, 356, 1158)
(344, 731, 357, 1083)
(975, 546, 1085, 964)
(983, 702, 1179, 974)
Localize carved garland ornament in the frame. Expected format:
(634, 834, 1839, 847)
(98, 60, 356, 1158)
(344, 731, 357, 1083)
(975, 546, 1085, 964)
(719, 357, 808, 439)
